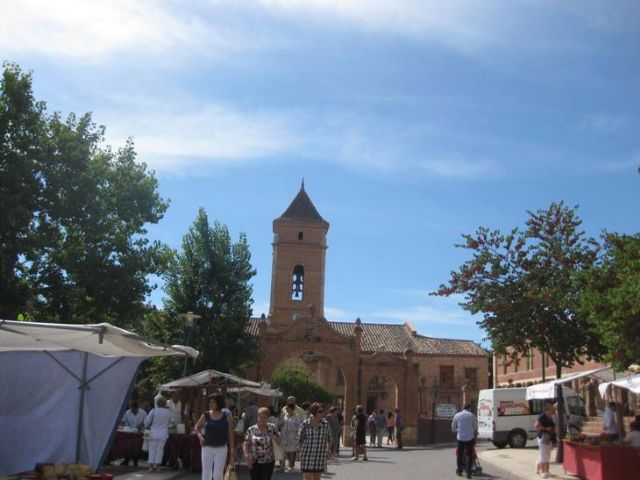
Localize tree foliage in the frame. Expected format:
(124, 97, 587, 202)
(433, 202, 603, 377)
(270, 366, 335, 405)
(578, 233, 640, 370)
(163, 208, 258, 373)
(0, 63, 169, 328)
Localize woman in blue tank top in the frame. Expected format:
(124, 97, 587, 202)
(195, 394, 236, 480)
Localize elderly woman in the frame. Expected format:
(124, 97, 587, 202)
(243, 406, 281, 480)
(144, 395, 172, 473)
(280, 402, 302, 472)
(535, 402, 556, 478)
(298, 402, 332, 480)
(195, 394, 236, 480)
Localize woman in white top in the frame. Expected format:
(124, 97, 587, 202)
(144, 395, 172, 472)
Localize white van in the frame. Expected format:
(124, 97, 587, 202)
(477, 387, 586, 448)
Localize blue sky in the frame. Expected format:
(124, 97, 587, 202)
(2, 1, 638, 346)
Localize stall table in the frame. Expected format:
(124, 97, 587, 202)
(563, 440, 640, 480)
(105, 432, 143, 464)
(106, 432, 202, 471)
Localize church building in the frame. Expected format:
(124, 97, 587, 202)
(247, 183, 488, 445)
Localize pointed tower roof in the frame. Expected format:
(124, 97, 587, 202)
(278, 181, 327, 224)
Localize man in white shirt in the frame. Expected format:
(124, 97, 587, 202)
(451, 404, 477, 479)
(120, 401, 147, 466)
(602, 402, 619, 441)
(167, 391, 182, 426)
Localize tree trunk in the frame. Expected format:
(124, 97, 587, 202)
(554, 364, 565, 463)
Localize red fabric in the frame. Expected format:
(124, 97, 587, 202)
(105, 432, 143, 462)
(563, 441, 640, 480)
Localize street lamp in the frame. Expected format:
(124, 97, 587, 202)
(180, 311, 201, 376)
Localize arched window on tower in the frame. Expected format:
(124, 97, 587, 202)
(292, 265, 304, 301)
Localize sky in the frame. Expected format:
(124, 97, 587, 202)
(2, 0, 639, 347)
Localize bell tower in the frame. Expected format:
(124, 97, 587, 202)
(269, 181, 329, 324)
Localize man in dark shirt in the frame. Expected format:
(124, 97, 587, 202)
(394, 408, 404, 449)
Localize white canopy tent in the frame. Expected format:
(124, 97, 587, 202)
(525, 366, 616, 400)
(0, 320, 198, 476)
(227, 384, 283, 398)
(160, 369, 261, 390)
(598, 374, 640, 398)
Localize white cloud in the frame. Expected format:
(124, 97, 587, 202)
(4, 1, 632, 62)
(0, 0, 246, 62)
(577, 113, 625, 133)
(102, 101, 299, 173)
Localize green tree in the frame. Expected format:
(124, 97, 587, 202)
(0, 63, 46, 316)
(578, 233, 640, 370)
(0, 63, 170, 328)
(433, 202, 603, 458)
(164, 208, 258, 373)
(434, 202, 602, 374)
(270, 366, 335, 405)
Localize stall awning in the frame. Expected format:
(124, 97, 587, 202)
(227, 384, 283, 398)
(0, 319, 198, 358)
(598, 374, 640, 398)
(525, 366, 614, 400)
(160, 369, 261, 389)
(0, 319, 199, 476)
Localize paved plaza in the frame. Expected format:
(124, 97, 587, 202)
(113, 442, 533, 480)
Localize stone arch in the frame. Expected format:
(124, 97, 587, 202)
(365, 374, 398, 414)
(269, 350, 348, 409)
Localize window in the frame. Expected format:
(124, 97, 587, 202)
(439, 366, 454, 387)
(291, 265, 304, 301)
(464, 368, 478, 387)
(298, 231, 304, 241)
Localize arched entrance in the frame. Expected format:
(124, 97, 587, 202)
(271, 350, 347, 410)
(366, 375, 398, 414)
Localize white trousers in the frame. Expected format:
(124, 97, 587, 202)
(148, 438, 167, 465)
(537, 437, 552, 464)
(201, 445, 228, 480)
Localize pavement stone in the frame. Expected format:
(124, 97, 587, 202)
(110, 444, 527, 480)
(476, 443, 575, 480)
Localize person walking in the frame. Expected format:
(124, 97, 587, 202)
(394, 408, 404, 449)
(194, 394, 236, 480)
(451, 403, 477, 479)
(352, 405, 368, 461)
(602, 402, 619, 441)
(243, 407, 280, 480)
(280, 402, 302, 472)
(367, 411, 377, 447)
(385, 411, 395, 445)
(144, 396, 172, 473)
(534, 403, 556, 478)
(298, 402, 332, 480)
(375, 409, 386, 447)
(325, 407, 341, 457)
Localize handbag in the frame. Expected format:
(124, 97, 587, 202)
(224, 465, 238, 480)
(143, 429, 152, 440)
(272, 437, 284, 462)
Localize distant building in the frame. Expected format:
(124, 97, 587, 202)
(494, 349, 607, 387)
(246, 182, 488, 445)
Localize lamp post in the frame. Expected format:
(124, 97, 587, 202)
(180, 311, 201, 376)
(430, 383, 438, 444)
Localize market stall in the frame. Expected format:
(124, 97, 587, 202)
(563, 441, 640, 480)
(0, 319, 198, 476)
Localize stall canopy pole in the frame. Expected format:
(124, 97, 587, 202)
(75, 352, 89, 463)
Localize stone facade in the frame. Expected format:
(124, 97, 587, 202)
(247, 183, 488, 445)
